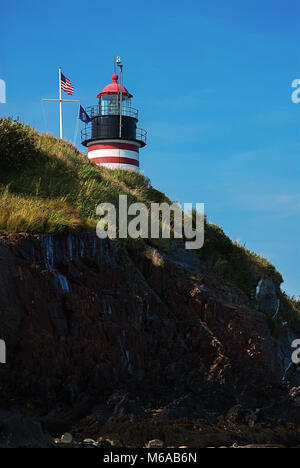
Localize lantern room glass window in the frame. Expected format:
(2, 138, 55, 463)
(99, 95, 131, 116)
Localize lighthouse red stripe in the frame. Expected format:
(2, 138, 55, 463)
(90, 156, 139, 167)
(88, 143, 139, 153)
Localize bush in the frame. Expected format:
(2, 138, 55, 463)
(0, 117, 39, 170)
(197, 220, 283, 302)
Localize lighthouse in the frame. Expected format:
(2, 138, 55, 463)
(81, 62, 147, 172)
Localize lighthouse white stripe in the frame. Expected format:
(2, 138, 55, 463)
(88, 149, 139, 161)
(95, 162, 139, 172)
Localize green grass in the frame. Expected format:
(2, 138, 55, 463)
(0, 117, 298, 317)
(0, 118, 171, 236)
(0, 187, 82, 233)
(197, 221, 283, 297)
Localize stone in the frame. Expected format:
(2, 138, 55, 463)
(83, 438, 97, 444)
(60, 432, 73, 444)
(104, 438, 115, 447)
(145, 439, 165, 448)
(97, 439, 113, 448)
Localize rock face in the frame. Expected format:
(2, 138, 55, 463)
(0, 232, 298, 424)
(256, 278, 279, 316)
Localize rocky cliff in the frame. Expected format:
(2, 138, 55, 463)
(0, 231, 299, 447)
(0, 119, 299, 447)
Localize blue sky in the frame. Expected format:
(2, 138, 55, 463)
(1, 0, 299, 296)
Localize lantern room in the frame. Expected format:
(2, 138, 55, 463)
(96, 73, 133, 115)
(81, 66, 146, 172)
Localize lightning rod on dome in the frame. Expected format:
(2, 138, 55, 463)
(116, 57, 123, 138)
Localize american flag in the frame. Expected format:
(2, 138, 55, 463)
(61, 72, 74, 95)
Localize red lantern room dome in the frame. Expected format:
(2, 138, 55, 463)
(96, 74, 133, 98)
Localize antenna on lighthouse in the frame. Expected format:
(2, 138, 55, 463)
(116, 56, 123, 138)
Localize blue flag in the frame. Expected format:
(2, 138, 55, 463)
(79, 105, 91, 123)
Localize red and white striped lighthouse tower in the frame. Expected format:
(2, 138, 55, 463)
(81, 60, 147, 171)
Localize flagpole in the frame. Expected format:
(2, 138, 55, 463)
(42, 70, 79, 140)
(59, 66, 63, 139)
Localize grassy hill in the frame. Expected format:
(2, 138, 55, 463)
(0, 117, 299, 319)
(0, 117, 170, 233)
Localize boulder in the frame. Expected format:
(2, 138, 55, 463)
(145, 439, 165, 448)
(60, 432, 73, 444)
(97, 438, 113, 448)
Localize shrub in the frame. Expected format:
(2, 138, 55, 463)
(197, 220, 283, 302)
(0, 117, 39, 170)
